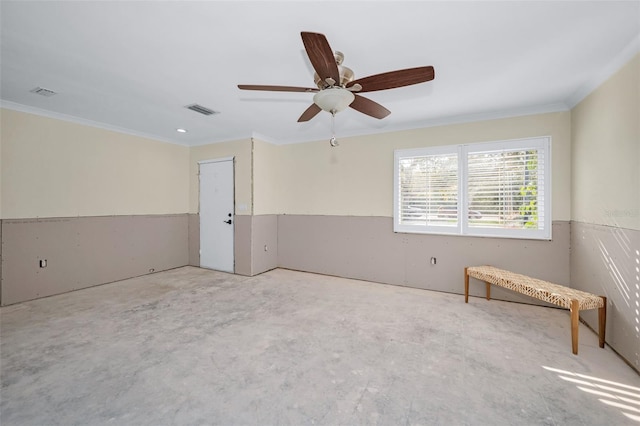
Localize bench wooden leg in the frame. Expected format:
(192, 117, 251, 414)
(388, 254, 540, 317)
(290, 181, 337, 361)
(464, 267, 469, 303)
(599, 296, 607, 348)
(485, 282, 491, 300)
(570, 299, 579, 355)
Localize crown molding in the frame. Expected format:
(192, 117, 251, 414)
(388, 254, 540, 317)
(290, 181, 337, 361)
(565, 34, 640, 108)
(0, 100, 187, 146)
(251, 131, 279, 145)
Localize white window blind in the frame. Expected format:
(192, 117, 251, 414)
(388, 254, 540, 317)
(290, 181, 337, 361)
(394, 137, 551, 240)
(398, 152, 458, 227)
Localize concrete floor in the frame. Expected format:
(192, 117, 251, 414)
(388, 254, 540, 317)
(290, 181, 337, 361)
(1, 267, 639, 426)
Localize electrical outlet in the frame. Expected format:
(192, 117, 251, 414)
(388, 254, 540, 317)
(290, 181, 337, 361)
(39, 259, 47, 268)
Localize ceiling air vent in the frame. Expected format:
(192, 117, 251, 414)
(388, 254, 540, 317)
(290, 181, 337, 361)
(30, 87, 57, 97)
(185, 104, 218, 116)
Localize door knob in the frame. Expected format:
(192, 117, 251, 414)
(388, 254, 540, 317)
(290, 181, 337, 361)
(223, 219, 232, 225)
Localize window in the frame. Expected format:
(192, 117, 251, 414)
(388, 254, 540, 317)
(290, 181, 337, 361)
(394, 137, 551, 240)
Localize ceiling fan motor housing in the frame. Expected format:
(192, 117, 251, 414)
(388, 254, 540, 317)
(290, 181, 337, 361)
(314, 52, 355, 88)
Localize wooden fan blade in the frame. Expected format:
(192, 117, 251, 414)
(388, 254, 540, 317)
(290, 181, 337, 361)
(238, 84, 318, 93)
(301, 32, 340, 84)
(350, 94, 390, 119)
(297, 103, 322, 122)
(347, 66, 435, 93)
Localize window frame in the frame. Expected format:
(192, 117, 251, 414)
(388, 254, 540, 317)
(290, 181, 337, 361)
(393, 136, 552, 240)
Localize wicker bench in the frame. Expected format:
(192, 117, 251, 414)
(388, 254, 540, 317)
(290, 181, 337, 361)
(464, 266, 606, 355)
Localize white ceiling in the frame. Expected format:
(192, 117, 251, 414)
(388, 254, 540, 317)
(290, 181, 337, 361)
(1, 1, 639, 146)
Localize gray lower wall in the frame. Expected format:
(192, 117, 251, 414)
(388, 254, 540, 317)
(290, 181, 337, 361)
(571, 221, 640, 371)
(188, 213, 200, 267)
(251, 215, 278, 275)
(0, 223, 2, 306)
(278, 215, 571, 305)
(234, 215, 252, 276)
(1, 214, 189, 305)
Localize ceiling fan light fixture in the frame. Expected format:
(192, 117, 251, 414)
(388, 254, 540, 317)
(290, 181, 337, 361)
(313, 87, 355, 113)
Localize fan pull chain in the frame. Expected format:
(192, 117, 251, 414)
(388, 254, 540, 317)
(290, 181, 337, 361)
(329, 111, 339, 147)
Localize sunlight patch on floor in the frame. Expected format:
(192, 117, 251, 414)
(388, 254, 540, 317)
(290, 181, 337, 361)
(543, 365, 640, 423)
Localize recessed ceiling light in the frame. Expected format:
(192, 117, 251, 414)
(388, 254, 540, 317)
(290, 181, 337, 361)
(176, 128, 188, 133)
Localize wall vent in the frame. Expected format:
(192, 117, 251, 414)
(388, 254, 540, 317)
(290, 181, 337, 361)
(185, 104, 218, 116)
(30, 87, 57, 97)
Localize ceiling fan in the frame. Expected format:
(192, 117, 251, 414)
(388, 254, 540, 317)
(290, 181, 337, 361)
(238, 32, 435, 123)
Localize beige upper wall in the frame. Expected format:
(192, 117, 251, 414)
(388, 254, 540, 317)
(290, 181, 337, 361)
(572, 54, 640, 231)
(252, 137, 281, 216)
(266, 111, 572, 219)
(2, 108, 572, 221)
(1, 109, 189, 219)
(189, 138, 252, 215)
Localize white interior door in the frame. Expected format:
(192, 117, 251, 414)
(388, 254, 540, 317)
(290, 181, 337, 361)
(199, 158, 234, 272)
